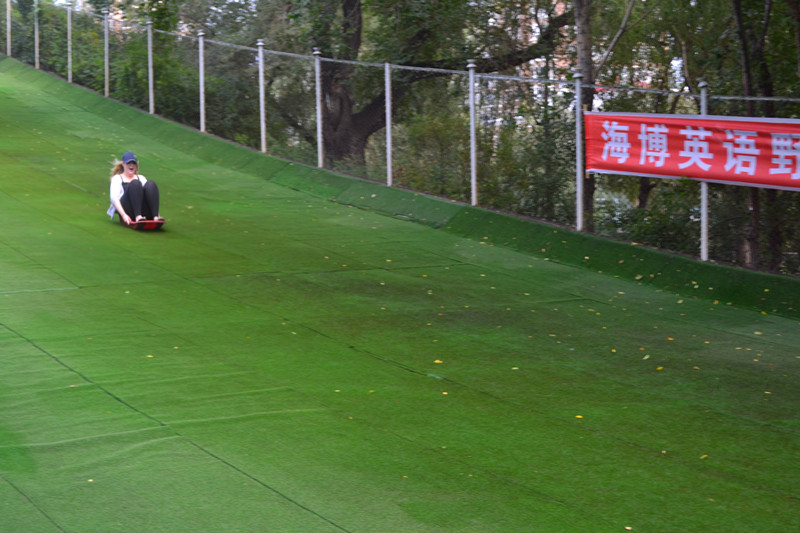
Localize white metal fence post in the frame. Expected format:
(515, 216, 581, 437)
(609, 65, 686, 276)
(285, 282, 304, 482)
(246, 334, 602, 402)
(313, 47, 324, 168)
(574, 71, 584, 232)
(257, 39, 266, 153)
(103, 8, 109, 97)
(6, 0, 10, 57)
(699, 80, 709, 261)
(467, 59, 478, 206)
(147, 21, 154, 114)
(67, 3, 72, 82)
(34, 0, 39, 69)
(385, 61, 393, 187)
(198, 30, 205, 133)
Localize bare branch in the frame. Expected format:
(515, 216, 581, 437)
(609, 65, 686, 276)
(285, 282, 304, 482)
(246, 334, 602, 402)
(595, 0, 636, 75)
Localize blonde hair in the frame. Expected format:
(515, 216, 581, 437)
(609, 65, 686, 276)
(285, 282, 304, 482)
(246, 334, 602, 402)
(110, 159, 136, 180)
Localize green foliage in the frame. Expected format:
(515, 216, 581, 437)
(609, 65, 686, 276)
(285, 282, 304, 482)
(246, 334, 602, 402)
(481, 112, 576, 225)
(69, 15, 105, 93)
(395, 109, 471, 201)
(110, 30, 150, 107)
(138, 0, 179, 31)
(16, 0, 35, 20)
(37, 6, 69, 76)
(204, 47, 260, 147)
(363, 0, 472, 62)
(286, 0, 350, 56)
(87, 0, 112, 13)
(598, 180, 702, 255)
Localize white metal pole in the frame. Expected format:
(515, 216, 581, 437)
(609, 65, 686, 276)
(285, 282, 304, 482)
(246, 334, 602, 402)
(699, 80, 709, 261)
(574, 72, 584, 232)
(6, 0, 10, 57)
(198, 31, 205, 133)
(385, 61, 393, 187)
(103, 8, 109, 97)
(147, 21, 154, 114)
(257, 39, 266, 153)
(313, 47, 324, 168)
(34, 0, 39, 69)
(67, 3, 72, 83)
(467, 60, 478, 206)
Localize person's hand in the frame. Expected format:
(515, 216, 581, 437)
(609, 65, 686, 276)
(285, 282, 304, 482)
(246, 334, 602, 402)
(122, 213, 132, 225)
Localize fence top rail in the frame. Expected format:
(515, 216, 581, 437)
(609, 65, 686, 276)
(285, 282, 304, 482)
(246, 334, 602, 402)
(710, 94, 800, 103)
(477, 71, 575, 87)
(204, 37, 255, 53)
(589, 83, 697, 97)
(320, 55, 467, 76)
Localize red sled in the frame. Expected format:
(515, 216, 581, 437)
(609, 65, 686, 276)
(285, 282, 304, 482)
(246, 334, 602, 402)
(121, 218, 165, 231)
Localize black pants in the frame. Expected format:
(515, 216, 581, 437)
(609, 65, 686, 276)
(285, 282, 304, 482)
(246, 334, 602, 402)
(121, 179, 159, 219)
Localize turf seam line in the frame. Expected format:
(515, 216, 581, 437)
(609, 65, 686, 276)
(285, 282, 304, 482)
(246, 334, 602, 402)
(0, 471, 67, 532)
(0, 229, 79, 293)
(63, 179, 92, 194)
(1, 321, 353, 530)
(98, 371, 253, 387)
(168, 408, 331, 425)
(180, 440, 354, 532)
(1, 287, 80, 295)
(0, 429, 178, 450)
(0, 322, 167, 429)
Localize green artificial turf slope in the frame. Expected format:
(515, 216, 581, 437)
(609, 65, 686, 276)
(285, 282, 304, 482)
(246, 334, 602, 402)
(1, 56, 799, 532)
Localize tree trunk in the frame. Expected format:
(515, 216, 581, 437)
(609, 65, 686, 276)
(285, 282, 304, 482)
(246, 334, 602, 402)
(731, 0, 768, 268)
(731, 0, 755, 116)
(637, 177, 657, 209)
(320, 63, 371, 168)
(765, 189, 784, 271)
(745, 188, 761, 268)
(751, 2, 783, 271)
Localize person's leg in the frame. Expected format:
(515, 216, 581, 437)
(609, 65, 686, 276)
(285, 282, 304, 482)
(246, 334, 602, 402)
(121, 180, 144, 220)
(142, 181, 160, 219)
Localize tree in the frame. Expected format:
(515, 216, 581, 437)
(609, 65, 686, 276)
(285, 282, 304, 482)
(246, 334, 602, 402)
(284, 0, 572, 169)
(786, 0, 800, 82)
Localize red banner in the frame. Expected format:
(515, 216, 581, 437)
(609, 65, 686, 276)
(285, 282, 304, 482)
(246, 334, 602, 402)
(584, 112, 800, 190)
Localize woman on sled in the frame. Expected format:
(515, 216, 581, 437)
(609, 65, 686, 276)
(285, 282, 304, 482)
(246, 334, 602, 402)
(107, 151, 164, 228)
